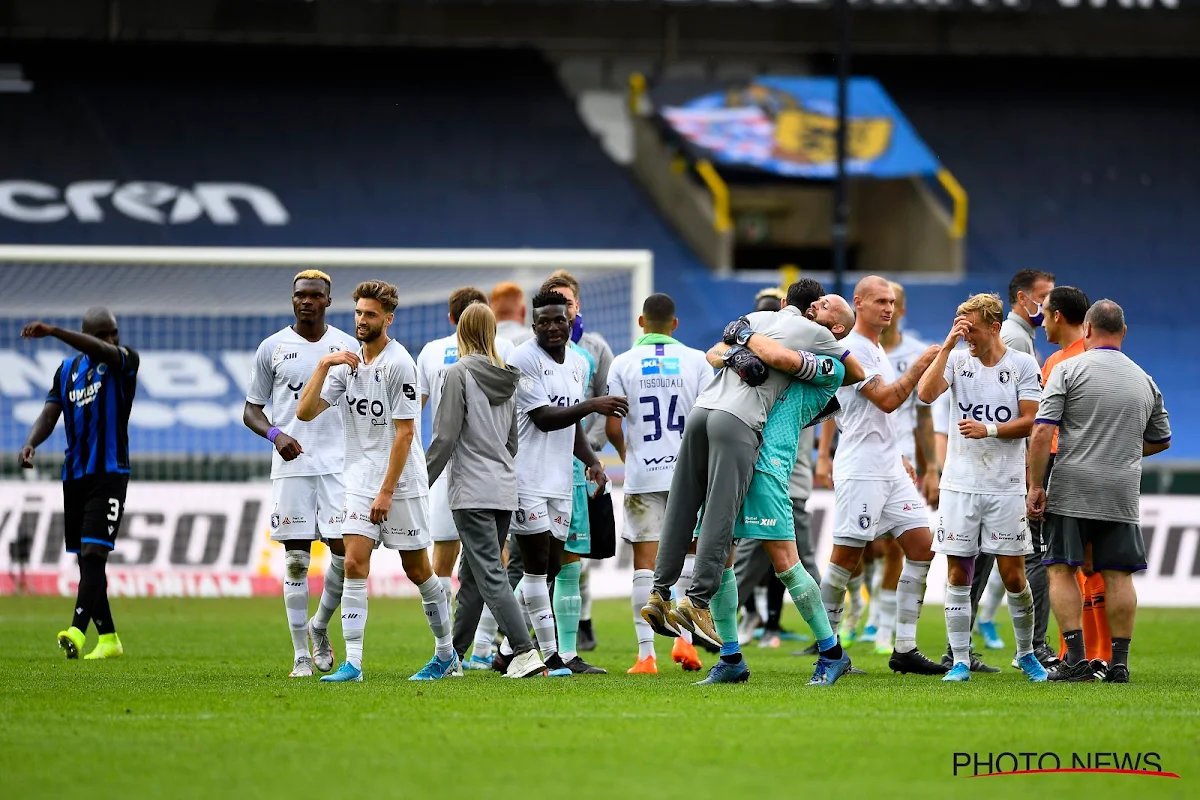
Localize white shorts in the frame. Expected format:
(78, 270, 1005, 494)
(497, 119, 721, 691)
(833, 477, 928, 547)
(623, 491, 668, 543)
(512, 496, 571, 542)
(428, 471, 459, 543)
(933, 490, 1033, 558)
(270, 474, 345, 542)
(341, 493, 432, 551)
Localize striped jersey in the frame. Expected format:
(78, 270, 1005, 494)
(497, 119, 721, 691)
(1036, 347, 1171, 524)
(47, 347, 139, 481)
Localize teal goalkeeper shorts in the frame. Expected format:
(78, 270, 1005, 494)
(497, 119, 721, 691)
(694, 471, 796, 542)
(567, 480, 591, 555)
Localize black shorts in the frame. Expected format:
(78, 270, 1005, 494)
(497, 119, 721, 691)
(63, 473, 129, 553)
(1042, 513, 1146, 573)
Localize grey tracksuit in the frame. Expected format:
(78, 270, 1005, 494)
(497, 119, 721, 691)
(425, 354, 534, 657)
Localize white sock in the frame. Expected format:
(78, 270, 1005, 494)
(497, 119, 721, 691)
(341, 577, 368, 669)
(579, 560, 593, 623)
(945, 583, 972, 665)
(520, 573, 557, 658)
(439, 575, 453, 603)
(674, 555, 696, 644)
(847, 572, 865, 614)
(977, 567, 1006, 625)
(1007, 585, 1037, 657)
(875, 589, 897, 647)
(473, 604, 499, 659)
(866, 564, 885, 630)
(312, 552, 344, 630)
(894, 558, 931, 654)
(820, 562, 853, 631)
(283, 550, 311, 658)
(754, 585, 768, 621)
(632, 569, 655, 659)
(417, 575, 454, 661)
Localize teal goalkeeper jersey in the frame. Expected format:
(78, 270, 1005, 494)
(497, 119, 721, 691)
(755, 356, 845, 486)
(571, 342, 596, 487)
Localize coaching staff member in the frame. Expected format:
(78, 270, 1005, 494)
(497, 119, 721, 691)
(1027, 300, 1171, 684)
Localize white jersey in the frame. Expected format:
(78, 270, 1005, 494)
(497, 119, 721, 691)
(320, 339, 428, 500)
(246, 326, 359, 479)
(497, 319, 533, 347)
(885, 333, 929, 466)
(607, 340, 714, 494)
(417, 332, 515, 417)
(932, 388, 952, 436)
(832, 330, 907, 482)
(941, 348, 1042, 495)
(511, 339, 589, 500)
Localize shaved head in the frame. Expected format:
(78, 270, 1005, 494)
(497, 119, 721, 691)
(806, 294, 856, 340)
(854, 275, 890, 300)
(852, 275, 896, 333)
(82, 307, 118, 343)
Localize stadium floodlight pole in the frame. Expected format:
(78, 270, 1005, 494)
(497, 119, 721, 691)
(831, 0, 852, 300)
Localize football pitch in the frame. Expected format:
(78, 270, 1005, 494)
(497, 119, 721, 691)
(2, 597, 1196, 799)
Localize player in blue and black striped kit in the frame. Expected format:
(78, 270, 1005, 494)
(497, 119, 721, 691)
(19, 308, 139, 661)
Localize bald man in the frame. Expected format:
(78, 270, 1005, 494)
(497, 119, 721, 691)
(817, 276, 947, 675)
(641, 282, 864, 678)
(20, 308, 140, 661)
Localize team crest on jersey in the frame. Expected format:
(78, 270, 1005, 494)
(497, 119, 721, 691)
(998, 369, 1012, 385)
(936, 526, 945, 543)
(96, 363, 107, 376)
(270, 513, 280, 529)
(858, 514, 871, 531)
(572, 363, 584, 384)
(329, 345, 340, 353)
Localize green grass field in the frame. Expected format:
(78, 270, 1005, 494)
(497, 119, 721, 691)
(2, 596, 1196, 799)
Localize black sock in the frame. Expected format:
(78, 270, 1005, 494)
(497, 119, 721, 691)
(92, 566, 115, 636)
(73, 555, 109, 634)
(1064, 629, 1086, 666)
(1111, 637, 1131, 667)
(819, 642, 844, 661)
(766, 576, 785, 629)
(720, 652, 744, 665)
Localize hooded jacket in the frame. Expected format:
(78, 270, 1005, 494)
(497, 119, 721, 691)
(425, 354, 520, 511)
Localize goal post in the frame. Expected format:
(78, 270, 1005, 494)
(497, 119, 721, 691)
(0, 245, 653, 481)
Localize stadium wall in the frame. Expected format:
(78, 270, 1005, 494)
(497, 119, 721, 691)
(3, 482, 1199, 606)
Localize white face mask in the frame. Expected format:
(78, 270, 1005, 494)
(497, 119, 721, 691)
(1023, 296, 1045, 327)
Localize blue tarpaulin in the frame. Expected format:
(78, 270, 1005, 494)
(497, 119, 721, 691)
(661, 77, 941, 180)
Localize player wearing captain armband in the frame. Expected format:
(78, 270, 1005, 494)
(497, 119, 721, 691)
(243, 270, 358, 678)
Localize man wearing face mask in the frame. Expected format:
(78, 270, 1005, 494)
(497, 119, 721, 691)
(1000, 270, 1055, 365)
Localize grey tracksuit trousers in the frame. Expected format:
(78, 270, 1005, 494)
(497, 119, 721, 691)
(653, 407, 761, 607)
(734, 502, 821, 607)
(451, 509, 534, 658)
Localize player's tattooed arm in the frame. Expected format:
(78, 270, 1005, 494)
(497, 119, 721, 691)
(706, 342, 730, 369)
(919, 317, 969, 404)
(861, 346, 939, 413)
(21, 321, 125, 368)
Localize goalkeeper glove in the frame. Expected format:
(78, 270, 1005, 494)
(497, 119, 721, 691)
(723, 345, 769, 387)
(722, 317, 754, 347)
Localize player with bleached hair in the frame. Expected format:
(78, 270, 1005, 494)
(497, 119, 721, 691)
(243, 269, 358, 678)
(917, 293, 1048, 682)
(297, 280, 458, 683)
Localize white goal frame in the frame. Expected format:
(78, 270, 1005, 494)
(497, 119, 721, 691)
(0, 245, 654, 344)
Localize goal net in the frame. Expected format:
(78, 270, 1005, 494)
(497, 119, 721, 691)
(0, 246, 652, 481)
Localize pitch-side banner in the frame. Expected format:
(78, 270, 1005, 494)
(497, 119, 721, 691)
(2, 482, 1199, 606)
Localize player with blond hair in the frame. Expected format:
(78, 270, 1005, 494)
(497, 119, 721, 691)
(917, 293, 1047, 682)
(297, 280, 458, 682)
(243, 269, 358, 677)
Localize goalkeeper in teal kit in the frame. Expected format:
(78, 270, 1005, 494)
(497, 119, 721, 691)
(697, 328, 852, 687)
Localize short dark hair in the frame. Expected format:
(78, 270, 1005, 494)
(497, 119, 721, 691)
(1045, 286, 1090, 326)
(448, 287, 488, 323)
(531, 290, 569, 311)
(786, 278, 825, 311)
(642, 293, 676, 324)
(1085, 299, 1125, 335)
(1008, 269, 1055, 305)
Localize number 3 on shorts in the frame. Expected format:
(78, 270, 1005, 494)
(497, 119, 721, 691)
(107, 498, 120, 521)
